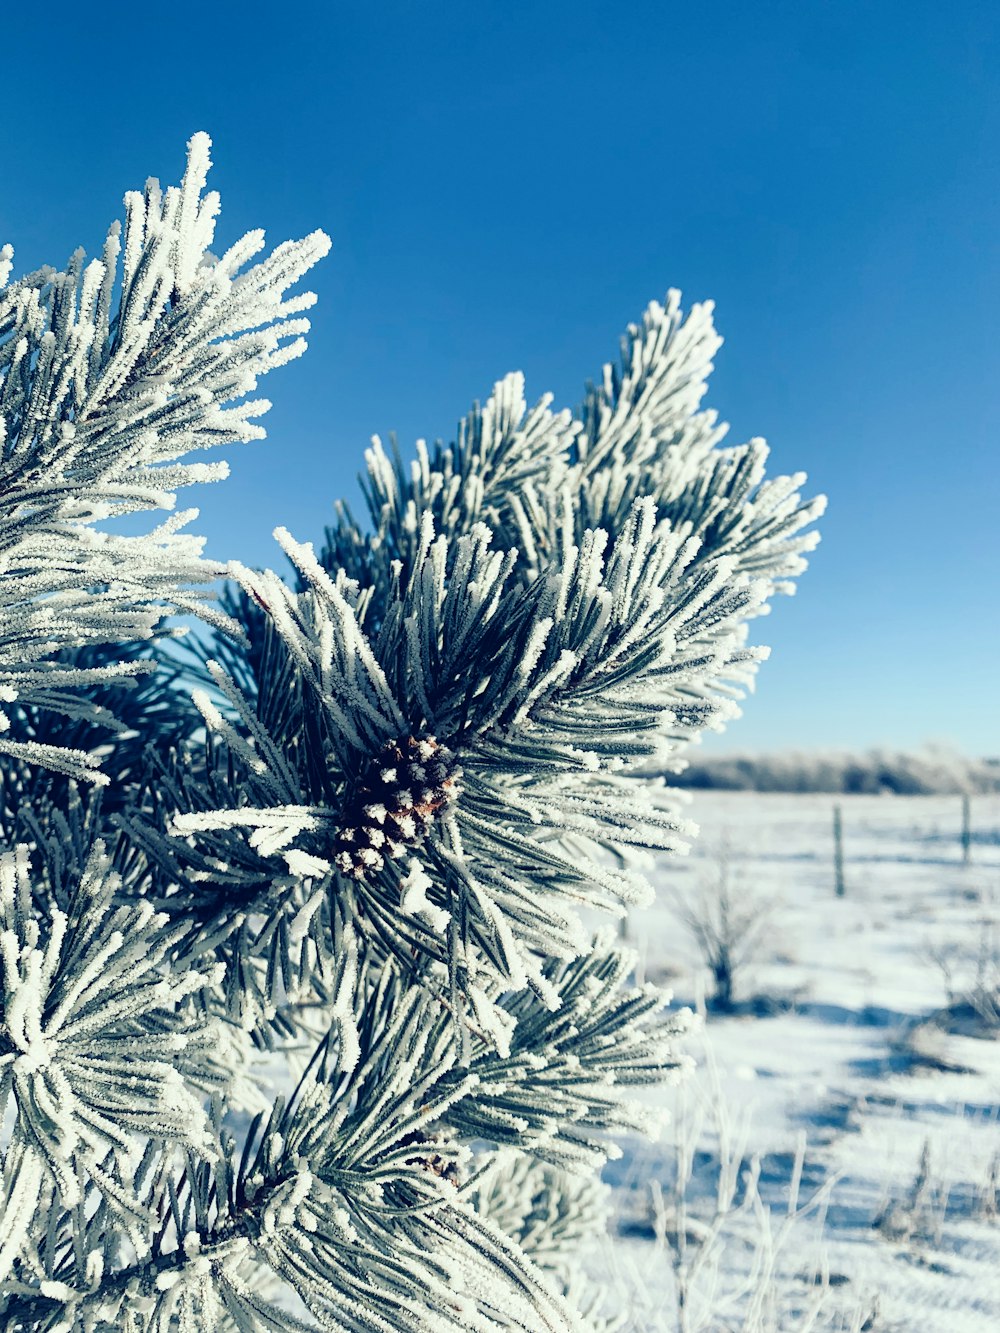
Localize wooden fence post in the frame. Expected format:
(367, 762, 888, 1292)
(833, 803, 845, 897)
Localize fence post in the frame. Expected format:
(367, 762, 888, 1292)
(833, 803, 845, 897)
(961, 793, 971, 866)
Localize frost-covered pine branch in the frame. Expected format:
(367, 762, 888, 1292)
(1, 973, 597, 1332)
(0, 134, 329, 781)
(156, 417, 818, 1032)
(0, 135, 822, 1331)
(0, 840, 225, 1286)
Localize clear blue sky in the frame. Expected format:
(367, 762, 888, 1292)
(2, 1, 997, 754)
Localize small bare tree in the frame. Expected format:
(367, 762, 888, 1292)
(670, 842, 772, 1011)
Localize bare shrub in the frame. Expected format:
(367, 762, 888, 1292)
(872, 1139, 950, 1249)
(924, 912, 1000, 1037)
(670, 842, 774, 1012)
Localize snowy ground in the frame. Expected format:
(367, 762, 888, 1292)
(600, 792, 1000, 1333)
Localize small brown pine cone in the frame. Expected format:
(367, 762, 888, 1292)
(398, 1129, 461, 1187)
(333, 734, 460, 879)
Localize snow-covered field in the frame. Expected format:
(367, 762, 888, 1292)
(602, 792, 1000, 1333)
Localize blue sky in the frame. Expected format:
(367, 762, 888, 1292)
(2, 1, 997, 754)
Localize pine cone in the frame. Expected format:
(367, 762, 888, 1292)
(333, 735, 460, 879)
(398, 1129, 461, 1186)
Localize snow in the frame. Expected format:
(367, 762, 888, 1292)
(603, 792, 1000, 1332)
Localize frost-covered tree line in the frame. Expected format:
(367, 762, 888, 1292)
(0, 136, 823, 1330)
(674, 745, 1000, 795)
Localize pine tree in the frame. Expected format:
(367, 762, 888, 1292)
(0, 136, 824, 1331)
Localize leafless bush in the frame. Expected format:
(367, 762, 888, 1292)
(670, 842, 774, 1012)
(924, 913, 1000, 1036)
(967, 920, 1000, 1029)
(872, 1139, 950, 1249)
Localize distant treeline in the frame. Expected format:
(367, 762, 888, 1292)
(673, 747, 1000, 795)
